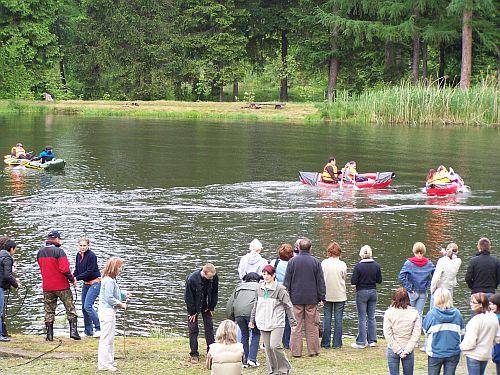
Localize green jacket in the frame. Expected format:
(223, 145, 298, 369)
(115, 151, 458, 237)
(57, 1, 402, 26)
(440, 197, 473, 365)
(226, 281, 259, 319)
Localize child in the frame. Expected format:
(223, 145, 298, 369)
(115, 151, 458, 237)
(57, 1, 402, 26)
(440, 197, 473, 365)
(97, 257, 131, 372)
(206, 319, 244, 375)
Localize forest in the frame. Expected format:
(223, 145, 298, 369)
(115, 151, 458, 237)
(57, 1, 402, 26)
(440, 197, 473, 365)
(0, 0, 498, 103)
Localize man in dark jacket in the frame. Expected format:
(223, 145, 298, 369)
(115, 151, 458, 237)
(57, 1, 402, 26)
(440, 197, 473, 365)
(284, 238, 326, 357)
(184, 263, 218, 363)
(36, 230, 80, 341)
(465, 237, 500, 297)
(0, 239, 21, 341)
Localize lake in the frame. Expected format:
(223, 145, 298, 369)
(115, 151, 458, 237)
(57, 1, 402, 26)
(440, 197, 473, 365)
(0, 114, 499, 337)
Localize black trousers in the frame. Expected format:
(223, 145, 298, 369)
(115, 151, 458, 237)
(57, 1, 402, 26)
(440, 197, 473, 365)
(188, 310, 214, 357)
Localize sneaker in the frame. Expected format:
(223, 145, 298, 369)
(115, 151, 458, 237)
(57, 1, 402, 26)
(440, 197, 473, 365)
(368, 342, 377, 347)
(93, 331, 101, 338)
(350, 342, 366, 349)
(247, 360, 260, 367)
(242, 364, 249, 369)
(98, 365, 117, 372)
(189, 356, 199, 364)
(0, 336, 11, 342)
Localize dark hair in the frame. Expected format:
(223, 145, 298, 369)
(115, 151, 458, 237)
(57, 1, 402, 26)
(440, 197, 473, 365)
(477, 237, 491, 252)
(278, 243, 294, 261)
(489, 293, 500, 311)
(327, 242, 341, 257)
(3, 239, 17, 251)
(471, 292, 489, 314)
(243, 272, 262, 282)
(426, 169, 436, 181)
(391, 287, 410, 309)
(262, 265, 275, 276)
(328, 156, 336, 163)
(299, 238, 312, 252)
(0, 236, 10, 250)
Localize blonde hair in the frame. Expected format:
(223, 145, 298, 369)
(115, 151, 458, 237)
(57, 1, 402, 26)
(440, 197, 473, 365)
(78, 237, 90, 245)
(412, 242, 426, 255)
(433, 288, 453, 309)
(202, 263, 216, 274)
(215, 319, 237, 344)
(102, 257, 124, 278)
(359, 245, 372, 259)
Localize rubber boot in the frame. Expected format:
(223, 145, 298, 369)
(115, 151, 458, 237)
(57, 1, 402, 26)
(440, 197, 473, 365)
(69, 318, 81, 340)
(2, 321, 9, 337)
(45, 322, 54, 341)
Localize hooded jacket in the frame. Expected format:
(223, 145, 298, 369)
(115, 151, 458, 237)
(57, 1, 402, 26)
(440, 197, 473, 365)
(237, 252, 267, 280)
(0, 250, 19, 290)
(398, 257, 435, 293)
(423, 306, 464, 358)
(226, 281, 259, 319)
(184, 269, 219, 316)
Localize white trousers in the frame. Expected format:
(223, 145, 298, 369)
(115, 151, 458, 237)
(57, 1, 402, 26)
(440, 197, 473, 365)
(98, 307, 116, 370)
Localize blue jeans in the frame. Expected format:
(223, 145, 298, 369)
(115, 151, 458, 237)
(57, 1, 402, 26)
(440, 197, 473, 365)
(387, 348, 414, 375)
(81, 282, 101, 335)
(321, 301, 345, 348)
(355, 289, 377, 345)
(466, 356, 488, 375)
(428, 355, 460, 375)
(0, 288, 4, 337)
(409, 291, 427, 316)
(282, 315, 291, 349)
(235, 316, 260, 364)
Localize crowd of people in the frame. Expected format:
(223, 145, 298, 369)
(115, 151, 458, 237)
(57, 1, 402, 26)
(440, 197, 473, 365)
(0, 232, 130, 372)
(186, 237, 500, 375)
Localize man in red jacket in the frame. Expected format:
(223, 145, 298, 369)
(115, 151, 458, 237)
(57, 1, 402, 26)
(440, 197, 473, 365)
(36, 230, 80, 341)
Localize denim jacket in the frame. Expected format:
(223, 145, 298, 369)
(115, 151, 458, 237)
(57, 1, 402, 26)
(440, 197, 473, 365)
(99, 276, 125, 310)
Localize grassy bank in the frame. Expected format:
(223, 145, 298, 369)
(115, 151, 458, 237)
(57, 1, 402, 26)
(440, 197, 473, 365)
(0, 334, 482, 375)
(0, 100, 321, 123)
(318, 81, 499, 126)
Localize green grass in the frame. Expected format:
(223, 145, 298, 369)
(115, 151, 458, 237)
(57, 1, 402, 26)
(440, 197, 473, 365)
(0, 334, 480, 375)
(318, 79, 499, 126)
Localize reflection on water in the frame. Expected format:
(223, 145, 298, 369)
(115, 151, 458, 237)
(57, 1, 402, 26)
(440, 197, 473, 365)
(0, 115, 499, 338)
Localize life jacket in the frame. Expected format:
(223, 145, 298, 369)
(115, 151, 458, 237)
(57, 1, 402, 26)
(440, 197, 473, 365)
(343, 165, 357, 181)
(322, 162, 338, 182)
(431, 170, 451, 184)
(11, 146, 26, 158)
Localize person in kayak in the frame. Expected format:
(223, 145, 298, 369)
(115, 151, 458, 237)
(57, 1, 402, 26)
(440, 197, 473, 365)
(426, 169, 436, 185)
(342, 161, 367, 183)
(321, 157, 340, 184)
(33, 146, 55, 163)
(10, 143, 28, 159)
(432, 165, 451, 184)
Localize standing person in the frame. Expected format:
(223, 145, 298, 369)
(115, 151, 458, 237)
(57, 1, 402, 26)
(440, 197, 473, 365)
(351, 245, 382, 349)
(460, 292, 500, 375)
(250, 265, 297, 375)
(269, 243, 294, 349)
(398, 242, 435, 318)
(488, 294, 500, 374)
(0, 240, 21, 342)
(206, 320, 244, 375)
(321, 242, 347, 349)
(74, 237, 101, 337)
(423, 288, 465, 375)
(97, 257, 131, 372)
(36, 230, 80, 341)
(226, 272, 261, 368)
(465, 237, 500, 300)
(283, 237, 325, 357)
(383, 288, 421, 375)
(237, 239, 268, 280)
(430, 243, 461, 307)
(185, 263, 219, 364)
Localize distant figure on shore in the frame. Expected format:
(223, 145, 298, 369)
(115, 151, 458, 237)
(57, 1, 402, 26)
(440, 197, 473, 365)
(98, 257, 131, 372)
(237, 239, 267, 280)
(284, 237, 325, 357)
(44, 92, 54, 102)
(206, 320, 244, 375)
(185, 263, 219, 364)
(0, 239, 21, 341)
(36, 230, 80, 341)
(73, 237, 101, 338)
(351, 245, 382, 349)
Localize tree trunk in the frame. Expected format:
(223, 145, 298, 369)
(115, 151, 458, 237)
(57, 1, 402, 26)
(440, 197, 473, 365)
(385, 41, 394, 80)
(460, 6, 473, 90)
(279, 30, 288, 102)
(422, 41, 428, 85)
(232, 81, 238, 101)
(395, 45, 402, 77)
(438, 44, 446, 88)
(412, 9, 420, 83)
(59, 59, 67, 88)
(219, 83, 224, 102)
(327, 22, 340, 103)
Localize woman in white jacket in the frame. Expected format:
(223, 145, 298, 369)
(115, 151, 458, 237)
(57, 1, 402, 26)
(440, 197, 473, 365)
(430, 243, 461, 308)
(460, 292, 500, 375)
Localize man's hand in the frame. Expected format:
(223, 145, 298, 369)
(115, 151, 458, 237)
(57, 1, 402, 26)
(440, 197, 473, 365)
(188, 314, 197, 323)
(248, 321, 255, 329)
(71, 279, 77, 286)
(318, 301, 324, 308)
(16, 279, 22, 288)
(120, 302, 127, 310)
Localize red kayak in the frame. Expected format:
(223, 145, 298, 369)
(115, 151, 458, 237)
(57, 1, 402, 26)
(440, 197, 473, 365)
(299, 171, 395, 189)
(426, 182, 461, 196)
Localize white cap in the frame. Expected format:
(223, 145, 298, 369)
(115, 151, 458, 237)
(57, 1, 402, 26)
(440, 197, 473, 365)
(249, 239, 263, 252)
